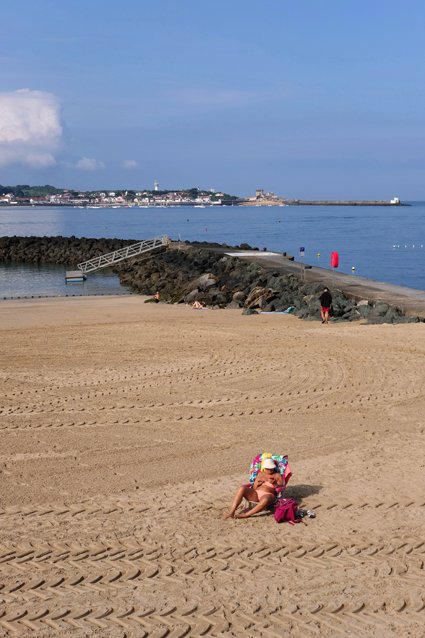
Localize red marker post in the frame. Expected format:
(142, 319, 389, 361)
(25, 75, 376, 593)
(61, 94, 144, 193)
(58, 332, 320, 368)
(330, 251, 339, 288)
(330, 252, 339, 269)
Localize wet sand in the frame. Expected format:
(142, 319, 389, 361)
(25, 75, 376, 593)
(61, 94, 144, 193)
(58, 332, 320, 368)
(0, 295, 424, 636)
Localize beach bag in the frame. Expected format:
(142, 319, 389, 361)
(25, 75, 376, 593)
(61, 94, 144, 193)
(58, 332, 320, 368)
(274, 498, 299, 524)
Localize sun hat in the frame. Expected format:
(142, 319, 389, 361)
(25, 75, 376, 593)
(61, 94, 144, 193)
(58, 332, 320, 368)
(263, 458, 276, 469)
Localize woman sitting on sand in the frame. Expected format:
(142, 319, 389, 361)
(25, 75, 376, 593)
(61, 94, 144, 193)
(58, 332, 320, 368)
(223, 458, 283, 519)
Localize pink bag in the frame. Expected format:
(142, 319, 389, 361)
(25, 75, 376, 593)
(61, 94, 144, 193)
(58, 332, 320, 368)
(274, 498, 299, 524)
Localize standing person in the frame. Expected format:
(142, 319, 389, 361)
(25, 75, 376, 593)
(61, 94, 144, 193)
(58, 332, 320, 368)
(319, 287, 332, 324)
(154, 291, 160, 303)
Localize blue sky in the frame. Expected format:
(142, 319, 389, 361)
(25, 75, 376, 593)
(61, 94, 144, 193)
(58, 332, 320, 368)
(0, 0, 424, 197)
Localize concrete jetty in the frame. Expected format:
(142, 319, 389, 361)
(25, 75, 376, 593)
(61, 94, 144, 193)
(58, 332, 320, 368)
(225, 250, 425, 319)
(238, 199, 406, 207)
(283, 199, 406, 206)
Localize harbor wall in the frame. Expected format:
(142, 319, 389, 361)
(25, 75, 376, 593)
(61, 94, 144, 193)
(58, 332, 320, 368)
(0, 236, 421, 323)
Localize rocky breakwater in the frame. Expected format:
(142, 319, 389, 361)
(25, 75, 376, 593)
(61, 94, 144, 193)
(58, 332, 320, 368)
(116, 241, 420, 324)
(0, 235, 136, 265)
(0, 236, 420, 323)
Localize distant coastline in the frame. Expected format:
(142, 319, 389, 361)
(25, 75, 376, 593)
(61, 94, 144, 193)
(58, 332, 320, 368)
(0, 199, 409, 208)
(0, 184, 408, 208)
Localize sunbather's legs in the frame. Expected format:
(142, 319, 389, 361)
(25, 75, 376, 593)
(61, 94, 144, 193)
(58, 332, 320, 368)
(223, 485, 258, 519)
(234, 494, 275, 518)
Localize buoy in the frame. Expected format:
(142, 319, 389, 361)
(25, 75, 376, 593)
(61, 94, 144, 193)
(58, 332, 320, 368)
(351, 266, 356, 272)
(316, 252, 321, 258)
(330, 252, 339, 268)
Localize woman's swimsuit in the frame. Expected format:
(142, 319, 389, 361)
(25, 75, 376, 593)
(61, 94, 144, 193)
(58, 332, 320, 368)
(256, 480, 277, 500)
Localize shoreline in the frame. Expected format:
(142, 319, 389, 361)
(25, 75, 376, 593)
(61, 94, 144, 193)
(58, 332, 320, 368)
(1, 236, 425, 321)
(0, 198, 410, 208)
(2, 254, 425, 317)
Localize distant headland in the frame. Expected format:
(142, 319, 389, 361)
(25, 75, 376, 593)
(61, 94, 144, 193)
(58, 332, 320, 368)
(0, 184, 407, 207)
(240, 189, 406, 207)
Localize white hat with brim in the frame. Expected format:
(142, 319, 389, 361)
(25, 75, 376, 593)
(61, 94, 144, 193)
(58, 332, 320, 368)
(263, 458, 276, 469)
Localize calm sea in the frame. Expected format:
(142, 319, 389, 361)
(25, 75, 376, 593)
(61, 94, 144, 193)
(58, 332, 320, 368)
(0, 203, 424, 297)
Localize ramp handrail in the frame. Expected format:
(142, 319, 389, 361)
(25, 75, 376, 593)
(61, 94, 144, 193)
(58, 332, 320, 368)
(77, 235, 169, 274)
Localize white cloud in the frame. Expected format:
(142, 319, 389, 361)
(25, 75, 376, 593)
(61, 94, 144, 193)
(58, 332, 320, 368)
(24, 153, 56, 168)
(0, 89, 62, 167)
(122, 159, 138, 169)
(76, 157, 105, 171)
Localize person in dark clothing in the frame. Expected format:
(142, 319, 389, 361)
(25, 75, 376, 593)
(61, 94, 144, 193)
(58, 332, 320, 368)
(319, 288, 332, 324)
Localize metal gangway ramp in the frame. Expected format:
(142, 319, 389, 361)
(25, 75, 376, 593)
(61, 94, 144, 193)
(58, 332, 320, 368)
(77, 235, 169, 274)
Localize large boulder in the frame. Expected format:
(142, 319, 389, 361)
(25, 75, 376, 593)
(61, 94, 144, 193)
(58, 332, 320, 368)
(394, 315, 420, 323)
(232, 290, 246, 303)
(210, 291, 229, 306)
(367, 302, 393, 323)
(356, 303, 372, 318)
(186, 273, 218, 293)
(374, 302, 390, 316)
(244, 286, 276, 309)
(383, 307, 404, 323)
(342, 308, 361, 321)
(303, 294, 321, 318)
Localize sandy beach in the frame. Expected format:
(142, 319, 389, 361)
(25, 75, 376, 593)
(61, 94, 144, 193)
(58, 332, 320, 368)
(0, 295, 424, 637)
